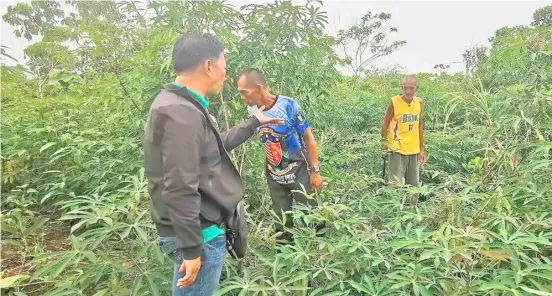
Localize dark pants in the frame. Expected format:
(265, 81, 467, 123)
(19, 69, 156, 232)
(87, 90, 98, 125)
(266, 163, 319, 242)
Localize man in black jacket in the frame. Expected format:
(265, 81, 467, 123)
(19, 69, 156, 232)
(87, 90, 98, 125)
(143, 32, 282, 296)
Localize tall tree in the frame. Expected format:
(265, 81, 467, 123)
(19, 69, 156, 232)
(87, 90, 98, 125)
(2, 1, 65, 41)
(3, 1, 147, 108)
(478, 23, 551, 90)
(531, 5, 552, 26)
(336, 11, 406, 78)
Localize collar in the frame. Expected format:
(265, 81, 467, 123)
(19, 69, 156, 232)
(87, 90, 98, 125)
(171, 82, 209, 109)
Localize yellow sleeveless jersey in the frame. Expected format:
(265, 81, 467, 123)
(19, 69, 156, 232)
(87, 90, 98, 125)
(387, 95, 422, 155)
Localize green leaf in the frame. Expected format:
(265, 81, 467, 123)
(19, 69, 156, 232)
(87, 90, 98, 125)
(318, 292, 345, 296)
(419, 285, 432, 296)
(59, 74, 74, 83)
(413, 284, 420, 296)
(283, 272, 308, 286)
(350, 281, 370, 293)
(3, 239, 23, 247)
(0, 274, 30, 288)
(50, 147, 70, 157)
(40, 142, 56, 153)
(102, 216, 113, 226)
(23, 217, 49, 237)
(419, 249, 441, 261)
(51, 255, 76, 277)
(49, 153, 70, 164)
(2, 223, 20, 235)
(520, 286, 552, 296)
(387, 239, 415, 250)
(478, 282, 510, 291)
(131, 274, 144, 296)
(386, 273, 408, 281)
(134, 225, 149, 242)
(478, 249, 509, 261)
(57, 79, 68, 87)
(70, 220, 88, 233)
(390, 281, 411, 290)
(92, 289, 109, 296)
(81, 251, 97, 262)
(120, 225, 132, 239)
(213, 285, 242, 296)
(31, 251, 66, 262)
(41, 191, 58, 204)
(145, 273, 160, 296)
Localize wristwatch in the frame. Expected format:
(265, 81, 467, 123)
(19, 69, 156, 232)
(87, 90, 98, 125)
(310, 166, 320, 173)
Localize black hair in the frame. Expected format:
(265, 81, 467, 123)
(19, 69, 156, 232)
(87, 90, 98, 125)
(172, 31, 225, 73)
(237, 68, 267, 87)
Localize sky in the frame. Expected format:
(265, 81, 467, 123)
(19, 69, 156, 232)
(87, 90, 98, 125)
(1, 0, 550, 74)
(322, 0, 551, 74)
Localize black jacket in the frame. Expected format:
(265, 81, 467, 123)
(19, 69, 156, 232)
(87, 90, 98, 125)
(143, 84, 259, 259)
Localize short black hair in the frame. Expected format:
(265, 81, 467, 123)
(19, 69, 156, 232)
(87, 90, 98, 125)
(237, 68, 267, 87)
(172, 32, 225, 73)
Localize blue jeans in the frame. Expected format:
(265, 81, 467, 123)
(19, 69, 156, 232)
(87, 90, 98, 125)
(158, 234, 227, 296)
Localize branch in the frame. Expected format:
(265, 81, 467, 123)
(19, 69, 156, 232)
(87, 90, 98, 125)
(112, 44, 140, 113)
(354, 35, 365, 75)
(360, 52, 386, 68)
(130, 0, 148, 31)
(346, 61, 356, 74)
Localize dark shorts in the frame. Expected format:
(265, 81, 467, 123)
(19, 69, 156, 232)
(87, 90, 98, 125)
(387, 152, 420, 186)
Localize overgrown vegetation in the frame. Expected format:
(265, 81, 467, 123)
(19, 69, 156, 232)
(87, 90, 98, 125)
(1, 1, 551, 295)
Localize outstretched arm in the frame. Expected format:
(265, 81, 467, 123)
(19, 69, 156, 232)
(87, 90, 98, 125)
(221, 106, 284, 151)
(221, 117, 260, 151)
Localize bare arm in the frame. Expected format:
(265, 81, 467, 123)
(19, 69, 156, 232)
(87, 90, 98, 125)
(302, 126, 323, 191)
(302, 127, 319, 168)
(290, 99, 322, 191)
(381, 102, 394, 148)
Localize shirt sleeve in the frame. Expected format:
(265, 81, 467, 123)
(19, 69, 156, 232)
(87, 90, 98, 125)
(290, 99, 310, 134)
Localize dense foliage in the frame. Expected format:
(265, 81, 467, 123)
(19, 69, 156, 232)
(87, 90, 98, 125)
(1, 1, 551, 295)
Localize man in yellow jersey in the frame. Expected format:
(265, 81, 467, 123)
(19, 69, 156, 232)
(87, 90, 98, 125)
(381, 75, 426, 186)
